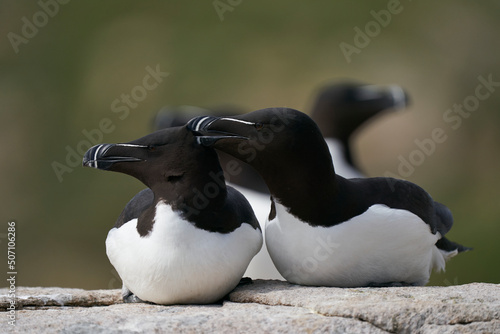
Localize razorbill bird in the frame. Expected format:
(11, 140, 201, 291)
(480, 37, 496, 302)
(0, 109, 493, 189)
(188, 108, 470, 287)
(311, 81, 409, 178)
(82, 125, 262, 304)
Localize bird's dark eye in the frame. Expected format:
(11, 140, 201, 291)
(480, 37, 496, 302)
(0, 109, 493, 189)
(255, 122, 264, 130)
(147, 146, 156, 152)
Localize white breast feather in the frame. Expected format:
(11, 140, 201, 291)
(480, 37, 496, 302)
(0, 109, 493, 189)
(106, 202, 262, 304)
(266, 203, 448, 287)
(229, 183, 285, 280)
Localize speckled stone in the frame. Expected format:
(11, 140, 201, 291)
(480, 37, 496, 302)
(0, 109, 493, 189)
(1, 281, 499, 333)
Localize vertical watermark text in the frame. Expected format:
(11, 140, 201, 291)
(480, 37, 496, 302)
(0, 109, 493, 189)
(6, 221, 17, 326)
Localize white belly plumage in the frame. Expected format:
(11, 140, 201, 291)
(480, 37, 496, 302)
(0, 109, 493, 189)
(266, 203, 449, 287)
(229, 183, 285, 280)
(106, 202, 262, 304)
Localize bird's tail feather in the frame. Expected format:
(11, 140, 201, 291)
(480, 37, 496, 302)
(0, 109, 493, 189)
(431, 236, 471, 273)
(436, 236, 472, 253)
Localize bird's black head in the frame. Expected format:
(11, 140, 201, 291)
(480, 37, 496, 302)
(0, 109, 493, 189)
(310, 81, 409, 141)
(187, 108, 336, 201)
(83, 125, 221, 194)
(188, 108, 329, 164)
(151, 105, 269, 193)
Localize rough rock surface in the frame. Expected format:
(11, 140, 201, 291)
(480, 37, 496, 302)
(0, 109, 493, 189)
(1, 281, 499, 333)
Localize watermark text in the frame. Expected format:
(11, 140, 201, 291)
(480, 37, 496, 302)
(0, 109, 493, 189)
(6, 221, 17, 326)
(384, 74, 499, 189)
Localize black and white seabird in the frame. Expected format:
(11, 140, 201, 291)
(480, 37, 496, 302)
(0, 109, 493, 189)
(82, 125, 262, 304)
(188, 108, 470, 287)
(311, 81, 409, 178)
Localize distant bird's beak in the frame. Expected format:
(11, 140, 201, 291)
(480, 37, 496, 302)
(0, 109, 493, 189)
(387, 85, 409, 110)
(355, 84, 410, 111)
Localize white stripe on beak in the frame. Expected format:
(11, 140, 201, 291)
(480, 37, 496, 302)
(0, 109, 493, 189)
(115, 144, 148, 148)
(218, 118, 255, 126)
(195, 116, 211, 132)
(388, 85, 407, 110)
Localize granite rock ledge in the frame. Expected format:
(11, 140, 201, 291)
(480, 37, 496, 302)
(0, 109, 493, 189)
(1, 280, 499, 333)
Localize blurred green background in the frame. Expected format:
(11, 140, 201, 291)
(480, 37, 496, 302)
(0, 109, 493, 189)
(1, 1, 498, 289)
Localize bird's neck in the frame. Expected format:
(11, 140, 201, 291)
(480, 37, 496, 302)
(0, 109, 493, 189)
(260, 146, 341, 226)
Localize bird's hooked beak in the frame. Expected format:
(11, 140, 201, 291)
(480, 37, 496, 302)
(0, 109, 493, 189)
(355, 84, 410, 111)
(82, 143, 146, 170)
(186, 116, 250, 146)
